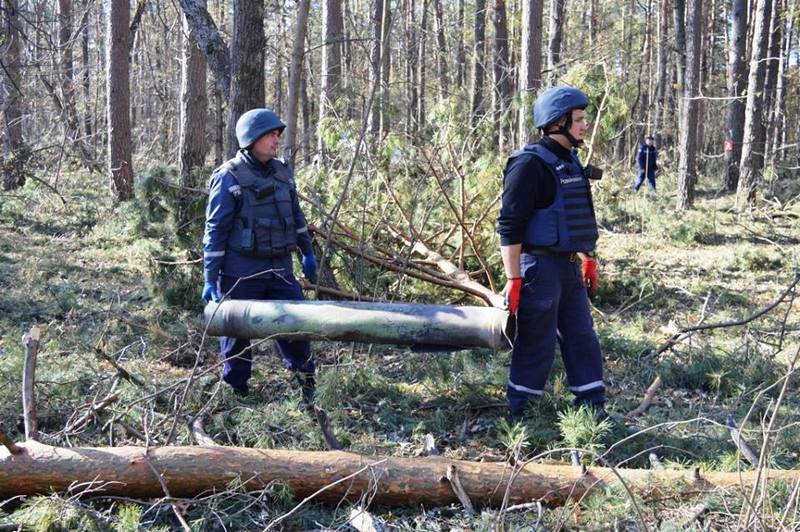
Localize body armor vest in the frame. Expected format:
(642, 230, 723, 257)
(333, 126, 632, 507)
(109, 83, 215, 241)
(221, 154, 298, 258)
(514, 143, 599, 253)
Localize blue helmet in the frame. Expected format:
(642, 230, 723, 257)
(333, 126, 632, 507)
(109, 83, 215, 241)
(533, 86, 590, 130)
(235, 108, 286, 148)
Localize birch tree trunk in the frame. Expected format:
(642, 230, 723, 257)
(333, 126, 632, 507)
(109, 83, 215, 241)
(107, 0, 134, 202)
(179, 0, 209, 185)
(676, 0, 702, 210)
(723, 0, 748, 191)
(736, 0, 772, 210)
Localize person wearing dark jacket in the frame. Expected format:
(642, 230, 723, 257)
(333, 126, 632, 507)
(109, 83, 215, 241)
(497, 86, 606, 421)
(634, 135, 658, 192)
(202, 108, 318, 401)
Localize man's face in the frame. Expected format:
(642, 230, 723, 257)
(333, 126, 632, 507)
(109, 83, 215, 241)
(568, 109, 589, 142)
(645, 138, 654, 146)
(251, 129, 282, 162)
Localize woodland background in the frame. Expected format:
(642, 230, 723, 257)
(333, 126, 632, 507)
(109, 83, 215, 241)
(1, 0, 800, 529)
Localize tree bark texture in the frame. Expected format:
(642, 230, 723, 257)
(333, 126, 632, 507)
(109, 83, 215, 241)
(369, 0, 384, 135)
(58, 0, 74, 99)
(762, 0, 783, 162)
(673, 0, 686, 93)
(226, 0, 265, 157)
(492, 0, 510, 150)
(723, 0, 748, 191)
(204, 300, 512, 350)
(546, 0, 565, 80)
(106, 0, 134, 202)
(416, 0, 429, 129)
(676, 0, 702, 210)
(176, 0, 231, 98)
(179, 0, 209, 186)
(470, 0, 487, 124)
(736, 0, 772, 210)
(517, 0, 543, 145)
(3, 442, 800, 508)
(434, 0, 449, 97)
(1, 0, 25, 190)
(318, 0, 343, 159)
(652, 0, 669, 146)
(283, 0, 311, 163)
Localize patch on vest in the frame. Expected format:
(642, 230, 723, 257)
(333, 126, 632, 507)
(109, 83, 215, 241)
(561, 177, 584, 185)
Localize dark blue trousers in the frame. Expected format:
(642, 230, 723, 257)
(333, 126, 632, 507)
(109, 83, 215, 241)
(218, 274, 313, 389)
(634, 170, 656, 192)
(508, 252, 605, 414)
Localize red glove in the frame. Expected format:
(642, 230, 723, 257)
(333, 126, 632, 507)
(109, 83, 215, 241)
(581, 258, 598, 295)
(504, 278, 523, 315)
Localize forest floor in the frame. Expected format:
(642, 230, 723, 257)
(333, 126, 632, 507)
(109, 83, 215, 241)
(1, 161, 799, 531)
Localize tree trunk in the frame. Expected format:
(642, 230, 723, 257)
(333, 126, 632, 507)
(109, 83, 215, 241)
(434, 0, 449, 97)
(226, 0, 265, 157)
(58, 0, 74, 103)
(283, 0, 311, 163)
(1, 0, 26, 190)
(318, 0, 343, 162)
(518, 0, 543, 144)
(416, 0, 429, 129)
(723, 0, 748, 191)
(470, 0, 487, 124)
(81, 0, 92, 140)
(369, 0, 383, 135)
(673, 0, 686, 93)
(379, 0, 392, 136)
(546, 0, 566, 81)
(762, 0, 782, 164)
(771, 0, 792, 164)
(176, 0, 231, 98)
(3, 442, 800, 508)
(179, 0, 209, 186)
(736, 0, 772, 210)
(676, 0, 702, 210)
(492, 0, 510, 151)
(205, 300, 511, 349)
(107, 0, 134, 202)
(653, 0, 669, 147)
(455, 0, 465, 87)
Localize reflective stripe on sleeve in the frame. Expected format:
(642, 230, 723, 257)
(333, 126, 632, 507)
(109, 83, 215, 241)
(205, 250, 226, 258)
(296, 226, 308, 234)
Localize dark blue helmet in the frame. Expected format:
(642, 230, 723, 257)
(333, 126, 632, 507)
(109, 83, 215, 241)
(235, 108, 286, 148)
(533, 86, 590, 130)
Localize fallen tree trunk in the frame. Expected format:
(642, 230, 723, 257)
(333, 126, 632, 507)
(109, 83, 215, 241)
(204, 300, 513, 350)
(3, 441, 800, 507)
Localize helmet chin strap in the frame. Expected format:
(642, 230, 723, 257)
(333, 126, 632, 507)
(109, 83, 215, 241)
(544, 112, 583, 147)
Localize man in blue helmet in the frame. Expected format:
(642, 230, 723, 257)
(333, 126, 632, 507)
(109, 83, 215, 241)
(496, 86, 606, 421)
(202, 108, 318, 402)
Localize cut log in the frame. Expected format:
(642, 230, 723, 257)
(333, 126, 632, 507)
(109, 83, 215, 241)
(3, 442, 800, 507)
(205, 300, 512, 350)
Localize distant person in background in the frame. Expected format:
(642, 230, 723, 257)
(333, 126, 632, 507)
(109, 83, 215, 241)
(634, 135, 658, 192)
(202, 108, 318, 402)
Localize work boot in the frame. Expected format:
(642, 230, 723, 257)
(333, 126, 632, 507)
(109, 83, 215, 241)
(293, 372, 316, 408)
(231, 383, 249, 398)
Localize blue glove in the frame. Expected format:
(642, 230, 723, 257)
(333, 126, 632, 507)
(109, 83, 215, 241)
(302, 254, 317, 283)
(202, 281, 220, 302)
